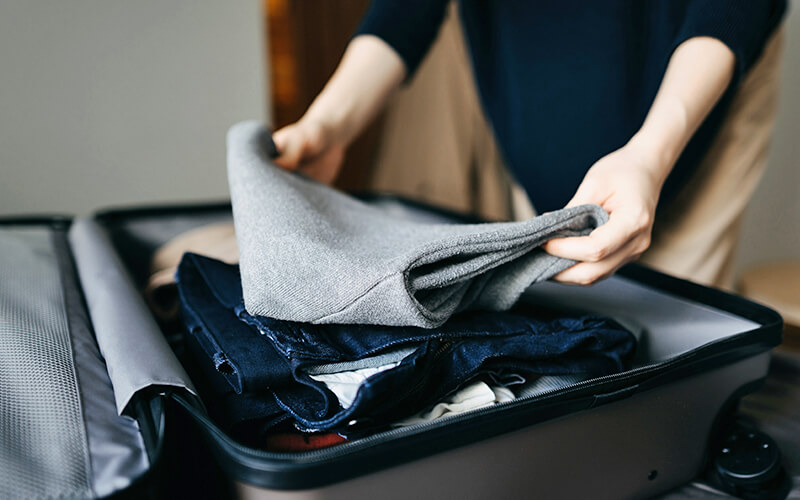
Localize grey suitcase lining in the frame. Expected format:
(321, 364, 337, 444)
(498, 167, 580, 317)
(68, 217, 197, 415)
(0, 224, 152, 499)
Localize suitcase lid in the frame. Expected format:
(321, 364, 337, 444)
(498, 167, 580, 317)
(0, 218, 174, 498)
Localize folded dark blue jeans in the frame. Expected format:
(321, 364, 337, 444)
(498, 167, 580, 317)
(174, 259, 288, 442)
(176, 253, 636, 433)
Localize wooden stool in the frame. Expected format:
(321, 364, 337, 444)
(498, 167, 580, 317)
(738, 260, 800, 353)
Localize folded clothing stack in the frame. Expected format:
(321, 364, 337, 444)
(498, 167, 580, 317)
(168, 121, 637, 449)
(175, 253, 636, 444)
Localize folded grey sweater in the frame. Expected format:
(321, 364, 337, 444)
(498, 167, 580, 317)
(227, 121, 608, 328)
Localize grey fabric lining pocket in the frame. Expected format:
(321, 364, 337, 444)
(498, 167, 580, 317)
(53, 229, 151, 497)
(69, 218, 197, 414)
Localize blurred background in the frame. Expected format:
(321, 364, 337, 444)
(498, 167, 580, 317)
(0, 0, 797, 294)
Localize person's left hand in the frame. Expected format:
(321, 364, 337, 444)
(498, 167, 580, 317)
(542, 143, 666, 285)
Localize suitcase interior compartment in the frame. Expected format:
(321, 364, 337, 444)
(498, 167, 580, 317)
(90, 204, 782, 498)
(0, 221, 163, 499)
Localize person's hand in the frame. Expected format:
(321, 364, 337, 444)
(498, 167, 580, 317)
(269, 36, 406, 186)
(272, 119, 345, 185)
(542, 143, 666, 285)
(542, 36, 734, 286)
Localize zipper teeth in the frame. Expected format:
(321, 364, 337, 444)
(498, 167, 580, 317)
(183, 353, 683, 463)
(184, 328, 774, 464)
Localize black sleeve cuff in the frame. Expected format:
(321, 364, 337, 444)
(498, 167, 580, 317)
(675, 0, 787, 87)
(354, 0, 450, 79)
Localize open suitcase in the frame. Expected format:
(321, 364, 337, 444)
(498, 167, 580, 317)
(0, 198, 784, 500)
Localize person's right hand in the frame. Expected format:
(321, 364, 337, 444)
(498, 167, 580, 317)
(272, 119, 345, 185)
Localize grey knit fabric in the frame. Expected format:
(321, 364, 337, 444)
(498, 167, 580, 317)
(228, 121, 608, 328)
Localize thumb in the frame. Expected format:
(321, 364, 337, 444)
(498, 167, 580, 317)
(272, 126, 305, 170)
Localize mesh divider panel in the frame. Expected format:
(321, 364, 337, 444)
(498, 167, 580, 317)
(0, 228, 91, 499)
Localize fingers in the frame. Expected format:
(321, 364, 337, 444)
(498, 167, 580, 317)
(272, 126, 305, 170)
(542, 207, 652, 263)
(543, 207, 653, 285)
(550, 234, 646, 285)
(544, 141, 664, 286)
(542, 224, 626, 264)
(270, 123, 343, 185)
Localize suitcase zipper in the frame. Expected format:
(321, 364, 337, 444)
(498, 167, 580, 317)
(176, 350, 678, 461)
(174, 323, 774, 463)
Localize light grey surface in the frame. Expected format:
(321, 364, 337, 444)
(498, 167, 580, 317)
(0, 228, 91, 499)
(69, 218, 196, 414)
(228, 121, 607, 328)
(235, 354, 771, 500)
(522, 275, 761, 364)
(0, 1, 267, 216)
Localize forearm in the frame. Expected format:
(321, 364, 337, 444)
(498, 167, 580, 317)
(302, 35, 406, 146)
(544, 36, 736, 285)
(628, 36, 735, 186)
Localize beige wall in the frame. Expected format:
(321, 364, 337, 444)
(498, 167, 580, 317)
(735, 5, 800, 274)
(0, 1, 268, 216)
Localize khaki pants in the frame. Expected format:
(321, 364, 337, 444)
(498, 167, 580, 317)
(366, 5, 784, 289)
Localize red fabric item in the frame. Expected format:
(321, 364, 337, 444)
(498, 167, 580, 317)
(265, 432, 347, 452)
